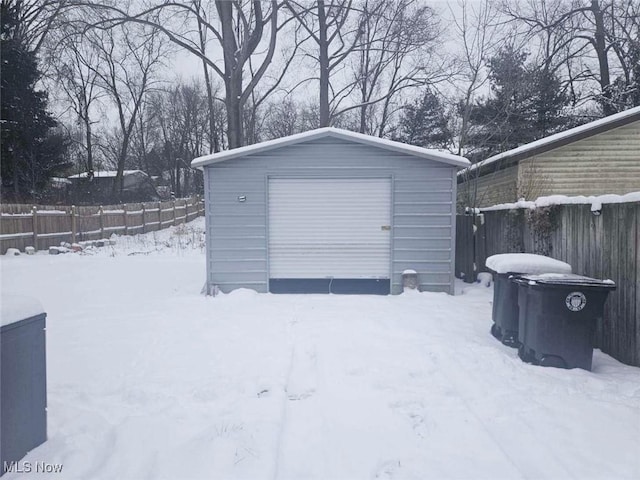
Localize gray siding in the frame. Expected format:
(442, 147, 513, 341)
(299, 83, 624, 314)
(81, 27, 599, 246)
(205, 137, 456, 294)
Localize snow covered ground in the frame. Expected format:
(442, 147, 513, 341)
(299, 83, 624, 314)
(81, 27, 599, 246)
(1, 218, 639, 480)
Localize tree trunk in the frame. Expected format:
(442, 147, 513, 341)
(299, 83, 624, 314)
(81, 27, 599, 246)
(112, 129, 132, 199)
(84, 104, 94, 175)
(197, 13, 219, 154)
(85, 123, 93, 174)
(175, 161, 181, 197)
(217, 0, 245, 148)
(224, 80, 244, 148)
(203, 67, 218, 153)
(592, 0, 613, 115)
(318, 0, 330, 127)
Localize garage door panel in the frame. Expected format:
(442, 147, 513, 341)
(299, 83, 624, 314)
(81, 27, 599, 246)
(268, 178, 391, 279)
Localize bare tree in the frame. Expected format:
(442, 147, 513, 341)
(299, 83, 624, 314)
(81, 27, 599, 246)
(263, 98, 300, 139)
(285, 0, 366, 127)
(500, 0, 638, 115)
(81, 0, 294, 149)
(607, 0, 640, 109)
(452, 0, 505, 209)
(286, 0, 447, 133)
(3, 0, 70, 54)
(349, 0, 445, 136)
(49, 24, 104, 176)
(145, 81, 209, 196)
(87, 23, 166, 198)
(213, 0, 277, 147)
(192, 0, 219, 154)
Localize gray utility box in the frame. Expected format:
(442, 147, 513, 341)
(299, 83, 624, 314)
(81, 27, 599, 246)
(513, 274, 615, 370)
(486, 254, 572, 348)
(1, 310, 47, 475)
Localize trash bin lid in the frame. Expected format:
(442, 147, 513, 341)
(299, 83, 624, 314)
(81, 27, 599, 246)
(485, 253, 572, 275)
(515, 273, 616, 289)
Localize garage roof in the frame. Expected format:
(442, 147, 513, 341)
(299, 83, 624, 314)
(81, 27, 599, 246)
(192, 127, 470, 169)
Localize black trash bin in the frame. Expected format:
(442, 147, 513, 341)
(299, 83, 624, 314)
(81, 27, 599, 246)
(489, 272, 522, 346)
(513, 274, 616, 370)
(486, 254, 571, 348)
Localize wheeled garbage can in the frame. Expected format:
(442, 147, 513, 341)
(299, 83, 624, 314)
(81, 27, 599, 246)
(485, 254, 572, 347)
(512, 274, 616, 370)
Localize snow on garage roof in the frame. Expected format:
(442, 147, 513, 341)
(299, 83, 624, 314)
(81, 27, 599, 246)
(459, 105, 640, 176)
(191, 127, 470, 169)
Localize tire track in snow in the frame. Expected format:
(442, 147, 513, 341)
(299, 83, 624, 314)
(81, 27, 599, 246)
(271, 299, 303, 480)
(271, 299, 328, 480)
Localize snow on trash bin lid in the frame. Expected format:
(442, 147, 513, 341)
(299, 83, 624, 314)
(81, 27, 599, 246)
(485, 253, 572, 275)
(1, 294, 45, 327)
(516, 273, 616, 288)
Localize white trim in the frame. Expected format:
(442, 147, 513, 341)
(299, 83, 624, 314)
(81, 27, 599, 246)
(192, 127, 470, 169)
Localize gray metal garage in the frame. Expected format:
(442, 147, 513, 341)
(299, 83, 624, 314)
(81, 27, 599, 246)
(192, 128, 469, 295)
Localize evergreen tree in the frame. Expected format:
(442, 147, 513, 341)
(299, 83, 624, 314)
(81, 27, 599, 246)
(1, 0, 70, 202)
(464, 46, 571, 162)
(394, 89, 452, 149)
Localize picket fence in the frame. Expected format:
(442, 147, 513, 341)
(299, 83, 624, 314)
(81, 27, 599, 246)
(0, 197, 205, 254)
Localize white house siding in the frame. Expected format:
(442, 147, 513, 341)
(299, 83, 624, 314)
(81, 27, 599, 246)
(518, 121, 640, 198)
(204, 136, 457, 294)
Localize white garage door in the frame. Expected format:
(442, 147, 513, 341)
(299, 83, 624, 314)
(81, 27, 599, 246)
(268, 178, 391, 279)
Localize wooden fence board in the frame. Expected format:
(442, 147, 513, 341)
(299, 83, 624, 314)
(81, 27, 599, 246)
(455, 215, 475, 282)
(1, 197, 204, 254)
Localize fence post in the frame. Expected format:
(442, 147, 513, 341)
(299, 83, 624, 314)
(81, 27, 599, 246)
(99, 206, 104, 238)
(158, 201, 162, 231)
(32, 206, 38, 249)
(173, 200, 177, 226)
(141, 203, 146, 234)
(123, 204, 128, 236)
(71, 205, 77, 244)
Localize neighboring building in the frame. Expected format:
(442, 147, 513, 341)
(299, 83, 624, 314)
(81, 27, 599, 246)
(458, 106, 640, 208)
(67, 170, 159, 204)
(40, 177, 72, 204)
(192, 127, 469, 295)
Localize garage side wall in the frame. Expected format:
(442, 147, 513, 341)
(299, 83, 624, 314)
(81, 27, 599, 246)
(204, 137, 456, 294)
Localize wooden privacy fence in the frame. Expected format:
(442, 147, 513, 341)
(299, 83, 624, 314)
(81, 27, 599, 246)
(0, 197, 205, 253)
(455, 202, 640, 367)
